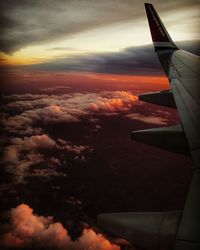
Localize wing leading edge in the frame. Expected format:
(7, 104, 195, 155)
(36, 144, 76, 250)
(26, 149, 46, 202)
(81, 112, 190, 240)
(98, 3, 200, 250)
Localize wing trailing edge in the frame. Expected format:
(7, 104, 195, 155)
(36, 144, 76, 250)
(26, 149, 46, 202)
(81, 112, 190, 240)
(138, 89, 176, 108)
(98, 211, 181, 250)
(131, 124, 190, 155)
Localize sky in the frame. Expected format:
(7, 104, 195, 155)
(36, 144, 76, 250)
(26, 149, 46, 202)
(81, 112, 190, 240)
(0, 0, 199, 66)
(0, 1, 199, 250)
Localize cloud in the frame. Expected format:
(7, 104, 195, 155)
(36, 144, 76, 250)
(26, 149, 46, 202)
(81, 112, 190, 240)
(2, 134, 57, 183)
(0, 0, 198, 54)
(0, 203, 120, 250)
(1, 90, 177, 187)
(0, 0, 139, 54)
(25, 44, 162, 75)
(126, 113, 170, 125)
(0, 91, 137, 186)
(41, 86, 71, 93)
(59, 144, 91, 155)
(1, 133, 93, 184)
(3, 134, 56, 164)
(22, 40, 200, 75)
(56, 139, 93, 162)
(14, 134, 56, 149)
(1, 91, 138, 134)
(30, 168, 66, 178)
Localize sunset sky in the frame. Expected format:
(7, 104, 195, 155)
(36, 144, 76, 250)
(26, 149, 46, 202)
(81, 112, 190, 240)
(0, 1, 199, 250)
(0, 0, 199, 66)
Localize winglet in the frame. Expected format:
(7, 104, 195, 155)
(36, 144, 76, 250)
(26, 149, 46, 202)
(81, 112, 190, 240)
(144, 3, 178, 51)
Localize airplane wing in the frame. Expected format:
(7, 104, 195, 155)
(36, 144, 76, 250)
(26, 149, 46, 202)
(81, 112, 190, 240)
(98, 3, 200, 250)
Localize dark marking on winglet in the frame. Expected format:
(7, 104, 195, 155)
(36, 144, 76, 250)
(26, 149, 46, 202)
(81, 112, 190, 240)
(144, 3, 178, 51)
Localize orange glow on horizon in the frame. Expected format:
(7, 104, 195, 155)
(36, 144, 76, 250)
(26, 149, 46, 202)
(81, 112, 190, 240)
(1, 71, 169, 95)
(1, 71, 169, 90)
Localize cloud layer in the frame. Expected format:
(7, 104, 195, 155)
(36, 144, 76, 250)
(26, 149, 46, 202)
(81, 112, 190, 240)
(23, 40, 200, 75)
(1, 91, 138, 134)
(27, 44, 162, 75)
(0, 203, 120, 250)
(0, 90, 177, 189)
(1, 0, 199, 54)
(0, 91, 138, 185)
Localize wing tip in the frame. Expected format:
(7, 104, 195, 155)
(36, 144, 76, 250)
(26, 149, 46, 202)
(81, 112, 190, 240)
(144, 2, 178, 51)
(144, 3, 153, 8)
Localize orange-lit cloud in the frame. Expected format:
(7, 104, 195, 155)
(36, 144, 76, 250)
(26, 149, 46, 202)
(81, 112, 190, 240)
(1, 91, 139, 134)
(1, 204, 120, 250)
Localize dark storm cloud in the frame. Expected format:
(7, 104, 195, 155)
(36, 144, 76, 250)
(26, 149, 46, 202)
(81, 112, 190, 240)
(25, 40, 200, 75)
(25, 44, 161, 75)
(0, 0, 199, 54)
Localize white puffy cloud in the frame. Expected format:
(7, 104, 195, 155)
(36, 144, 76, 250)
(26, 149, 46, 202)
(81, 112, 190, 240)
(0, 204, 120, 250)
